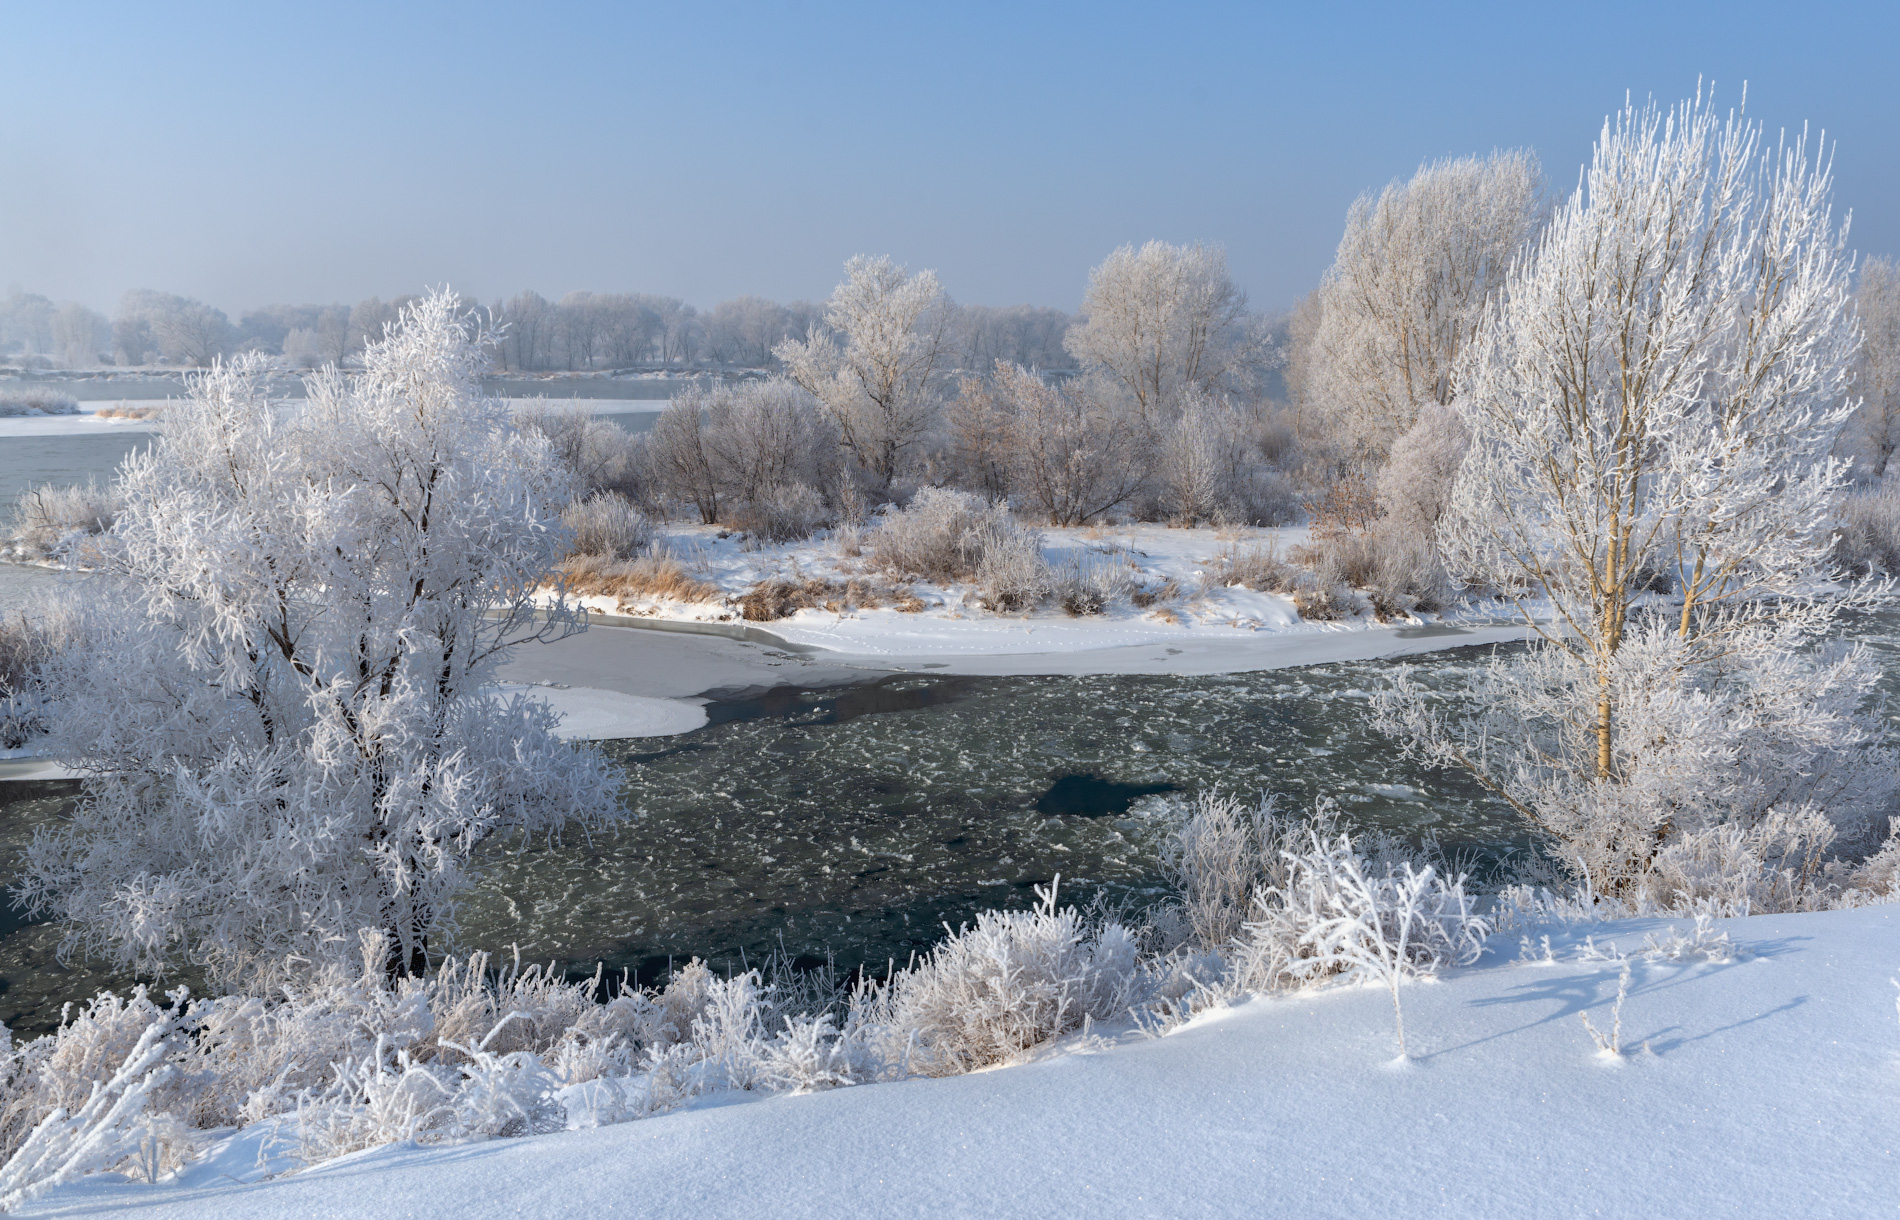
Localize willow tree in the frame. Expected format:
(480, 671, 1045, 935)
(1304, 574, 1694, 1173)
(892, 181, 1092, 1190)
(1303, 151, 1544, 459)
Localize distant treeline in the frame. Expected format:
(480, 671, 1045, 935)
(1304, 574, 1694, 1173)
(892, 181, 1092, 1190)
(0, 287, 1074, 374)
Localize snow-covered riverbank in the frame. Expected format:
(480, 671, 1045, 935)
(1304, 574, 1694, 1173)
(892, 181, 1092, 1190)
(23, 902, 1898, 1219)
(541, 520, 1534, 678)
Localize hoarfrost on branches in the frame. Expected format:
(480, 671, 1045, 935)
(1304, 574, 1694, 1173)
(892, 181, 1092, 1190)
(1062, 241, 1254, 423)
(1304, 150, 1544, 458)
(776, 256, 951, 490)
(1375, 90, 1900, 906)
(21, 290, 625, 984)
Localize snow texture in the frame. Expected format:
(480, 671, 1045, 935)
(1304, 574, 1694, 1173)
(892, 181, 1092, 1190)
(19, 903, 1899, 1219)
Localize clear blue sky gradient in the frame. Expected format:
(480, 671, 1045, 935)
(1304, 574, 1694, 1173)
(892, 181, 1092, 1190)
(3, 1, 1896, 315)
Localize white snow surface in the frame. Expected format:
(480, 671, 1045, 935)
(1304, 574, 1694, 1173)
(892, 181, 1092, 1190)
(24, 904, 1899, 1219)
(486, 683, 706, 739)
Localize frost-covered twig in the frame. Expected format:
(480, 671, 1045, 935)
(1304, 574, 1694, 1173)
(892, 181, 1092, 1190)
(0, 1014, 180, 1211)
(1579, 961, 1631, 1058)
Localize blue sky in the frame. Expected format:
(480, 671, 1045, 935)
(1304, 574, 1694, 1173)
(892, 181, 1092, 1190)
(2, 1, 1895, 314)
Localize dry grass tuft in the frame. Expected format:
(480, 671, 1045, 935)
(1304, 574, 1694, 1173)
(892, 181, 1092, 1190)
(554, 554, 722, 606)
(92, 404, 163, 421)
(738, 574, 916, 621)
(1216, 544, 1299, 594)
(1130, 578, 1182, 609)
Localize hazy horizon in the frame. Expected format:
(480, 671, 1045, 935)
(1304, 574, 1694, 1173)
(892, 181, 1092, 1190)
(3, 1, 1896, 317)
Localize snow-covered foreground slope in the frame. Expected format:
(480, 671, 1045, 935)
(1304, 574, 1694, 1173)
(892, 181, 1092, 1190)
(30, 905, 1899, 1219)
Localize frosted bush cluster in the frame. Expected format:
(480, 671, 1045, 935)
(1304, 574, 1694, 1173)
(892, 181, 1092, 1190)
(560, 492, 651, 560)
(0, 390, 78, 417)
(0, 882, 1153, 1190)
(869, 488, 1052, 611)
(3, 482, 119, 563)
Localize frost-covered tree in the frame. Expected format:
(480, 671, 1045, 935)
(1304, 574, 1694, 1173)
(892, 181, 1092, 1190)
(22, 292, 624, 984)
(1303, 151, 1543, 458)
(118, 291, 233, 367)
(1374, 402, 1469, 537)
(776, 256, 951, 490)
(1374, 94, 1900, 902)
(49, 305, 107, 369)
(1063, 241, 1250, 423)
(1842, 258, 1900, 479)
(704, 296, 792, 367)
(987, 364, 1144, 525)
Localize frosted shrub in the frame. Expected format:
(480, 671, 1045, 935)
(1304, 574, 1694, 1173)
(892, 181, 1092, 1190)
(983, 363, 1146, 525)
(1051, 552, 1133, 616)
(561, 492, 651, 559)
(732, 481, 830, 545)
(1377, 402, 1470, 537)
(0, 1009, 188, 1210)
(1157, 793, 1299, 950)
(1834, 478, 1900, 575)
(870, 487, 1051, 610)
(515, 403, 647, 502)
(1159, 393, 1251, 526)
(6, 481, 119, 562)
(854, 880, 1139, 1076)
(971, 518, 1052, 611)
(0, 390, 78, 418)
(0, 986, 210, 1208)
(1237, 827, 1488, 1056)
(870, 487, 988, 580)
(1305, 528, 1448, 617)
(1236, 826, 1488, 994)
(755, 1015, 860, 1094)
(0, 600, 84, 748)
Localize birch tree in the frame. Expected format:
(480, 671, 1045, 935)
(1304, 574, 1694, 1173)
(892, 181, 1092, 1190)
(776, 256, 951, 490)
(22, 291, 624, 985)
(1373, 92, 1900, 903)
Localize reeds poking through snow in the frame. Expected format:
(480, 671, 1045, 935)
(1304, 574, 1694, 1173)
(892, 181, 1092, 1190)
(552, 553, 722, 605)
(1580, 961, 1631, 1058)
